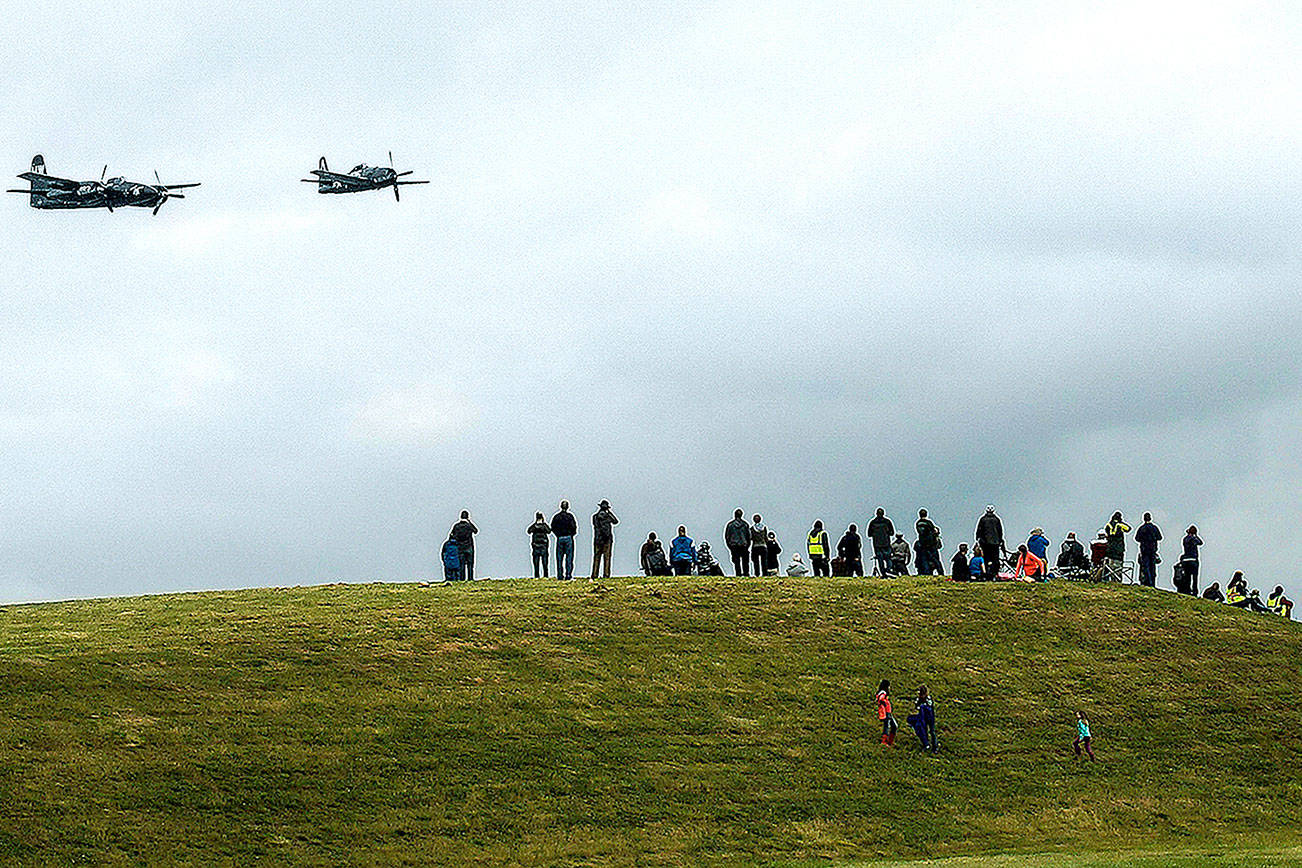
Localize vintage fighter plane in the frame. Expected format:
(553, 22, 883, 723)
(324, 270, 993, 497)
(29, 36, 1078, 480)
(7, 155, 200, 214)
(303, 153, 429, 201)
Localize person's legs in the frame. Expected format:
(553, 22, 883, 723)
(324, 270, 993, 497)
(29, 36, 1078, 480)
(672, 561, 690, 576)
(751, 548, 763, 576)
(851, 558, 863, 577)
(557, 536, 574, 579)
(812, 556, 828, 577)
(532, 550, 542, 578)
(730, 546, 747, 576)
(602, 544, 613, 578)
(874, 548, 891, 577)
(1188, 561, 1199, 595)
(1083, 736, 1095, 760)
(981, 543, 1000, 580)
(1073, 737, 1082, 757)
(1139, 553, 1155, 587)
(461, 548, 475, 582)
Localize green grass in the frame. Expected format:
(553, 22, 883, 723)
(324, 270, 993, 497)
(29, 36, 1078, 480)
(1, 576, 1299, 865)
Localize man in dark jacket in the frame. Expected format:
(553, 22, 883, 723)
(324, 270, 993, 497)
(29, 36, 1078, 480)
(866, 508, 895, 576)
(725, 509, 752, 576)
(837, 524, 864, 576)
(1134, 512, 1162, 588)
(951, 543, 970, 581)
(551, 500, 578, 580)
(450, 510, 478, 581)
(591, 500, 619, 579)
(915, 509, 942, 575)
(975, 506, 1004, 581)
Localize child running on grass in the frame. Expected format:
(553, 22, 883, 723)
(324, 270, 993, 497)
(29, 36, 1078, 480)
(1073, 710, 1096, 760)
(877, 679, 898, 745)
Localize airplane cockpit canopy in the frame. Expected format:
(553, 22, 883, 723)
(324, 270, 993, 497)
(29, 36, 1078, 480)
(350, 164, 367, 174)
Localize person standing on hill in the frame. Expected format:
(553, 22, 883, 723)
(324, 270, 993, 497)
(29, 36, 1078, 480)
(807, 520, 831, 577)
(975, 506, 1005, 581)
(591, 500, 619, 579)
(891, 533, 911, 575)
(837, 524, 864, 576)
(915, 509, 943, 575)
(1104, 512, 1131, 575)
(725, 509, 752, 576)
(1135, 513, 1162, 588)
(450, 510, 478, 581)
(764, 530, 782, 576)
(877, 680, 898, 746)
(551, 500, 578, 580)
(1179, 525, 1202, 595)
(907, 685, 938, 752)
(1073, 710, 1096, 761)
(867, 508, 895, 576)
(750, 514, 769, 577)
(669, 526, 697, 576)
(527, 512, 551, 578)
(440, 532, 461, 582)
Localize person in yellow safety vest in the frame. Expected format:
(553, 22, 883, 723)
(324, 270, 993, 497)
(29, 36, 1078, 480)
(1226, 578, 1248, 606)
(807, 520, 831, 578)
(1267, 586, 1294, 619)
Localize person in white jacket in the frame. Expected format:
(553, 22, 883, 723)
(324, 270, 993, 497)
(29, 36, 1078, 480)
(786, 552, 810, 576)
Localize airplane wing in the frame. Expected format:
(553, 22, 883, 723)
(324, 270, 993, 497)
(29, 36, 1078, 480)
(17, 172, 81, 190)
(160, 182, 201, 190)
(309, 169, 370, 187)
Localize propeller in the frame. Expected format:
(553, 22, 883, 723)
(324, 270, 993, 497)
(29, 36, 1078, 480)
(99, 165, 114, 212)
(151, 169, 183, 215)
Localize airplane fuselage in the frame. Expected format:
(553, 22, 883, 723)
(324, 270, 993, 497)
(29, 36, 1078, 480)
(316, 165, 398, 193)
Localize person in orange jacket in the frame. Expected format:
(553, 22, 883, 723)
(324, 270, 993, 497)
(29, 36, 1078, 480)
(1013, 544, 1046, 580)
(877, 679, 898, 745)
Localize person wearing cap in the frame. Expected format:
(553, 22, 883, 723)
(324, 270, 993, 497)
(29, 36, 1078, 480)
(1057, 532, 1088, 575)
(890, 533, 911, 576)
(1135, 513, 1162, 588)
(551, 500, 578, 580)
(591, 500, 619, 579)
(1026, 528, 1049, 562)
(975, 506, 1005, 581)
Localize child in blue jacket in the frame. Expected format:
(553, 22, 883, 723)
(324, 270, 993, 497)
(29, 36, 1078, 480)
(441, 534, 461, 582)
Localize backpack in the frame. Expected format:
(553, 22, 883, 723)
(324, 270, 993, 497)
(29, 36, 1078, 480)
(646, 546, 668, 572)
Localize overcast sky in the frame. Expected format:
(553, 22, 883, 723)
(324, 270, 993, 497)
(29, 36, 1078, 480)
(2, 1, 1299, 604)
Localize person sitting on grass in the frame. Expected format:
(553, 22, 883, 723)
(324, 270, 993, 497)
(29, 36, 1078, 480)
(1013, 544, 1046, 581)
(877, 680, 898, 746)
(968, 550, 985, 581)
(786, 552, 810, 576)
(1202, 582, 1224, 603)
(640, 533, 670, 576)
(1267, 586, 1294, 619)
(1073, 710, 1096, 761)
(952, 543, 970, 581)
(907, 685, 938, 752)
(696, 541, 725, 576)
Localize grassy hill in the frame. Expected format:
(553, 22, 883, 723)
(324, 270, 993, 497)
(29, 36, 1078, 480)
(1, 576, 1300, 866)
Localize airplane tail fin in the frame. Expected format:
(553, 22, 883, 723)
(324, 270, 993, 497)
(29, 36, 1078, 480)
(31, 155, 46, 174)
(319, 156, 328, 171)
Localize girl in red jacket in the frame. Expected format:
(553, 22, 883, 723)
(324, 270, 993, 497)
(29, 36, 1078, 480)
(877, 679, 898, 745)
